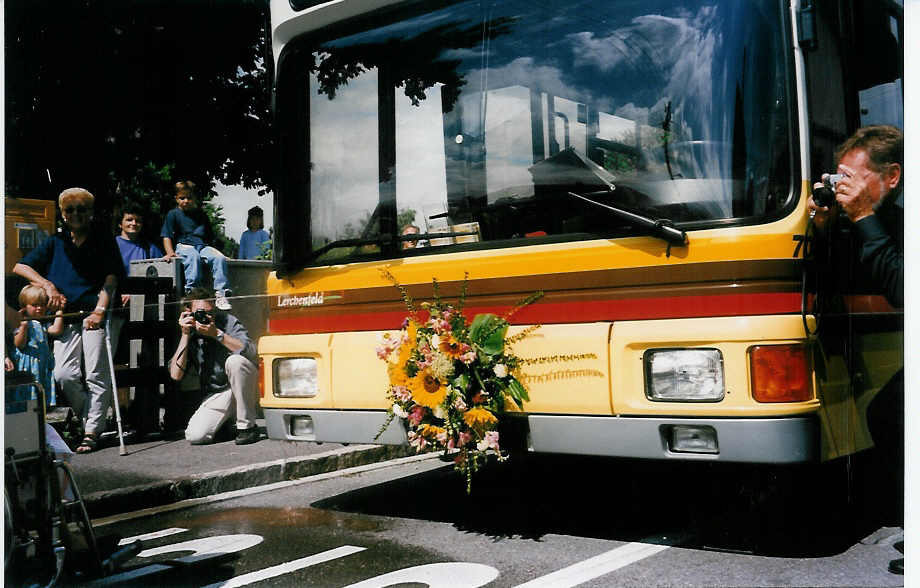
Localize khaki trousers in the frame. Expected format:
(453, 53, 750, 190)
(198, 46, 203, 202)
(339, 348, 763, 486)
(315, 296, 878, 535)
(184, 354, 258, 444)
(53, 322, 113, 436)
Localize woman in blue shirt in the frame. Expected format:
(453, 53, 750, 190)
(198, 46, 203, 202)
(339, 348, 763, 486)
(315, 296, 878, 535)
(13, 188, 124, 453)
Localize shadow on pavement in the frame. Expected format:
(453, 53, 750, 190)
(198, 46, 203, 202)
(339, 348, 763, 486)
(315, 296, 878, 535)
(313, 453, 891, 558)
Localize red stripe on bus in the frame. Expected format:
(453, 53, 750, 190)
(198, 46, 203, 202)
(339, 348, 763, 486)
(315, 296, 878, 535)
(267, 292, 802, 334)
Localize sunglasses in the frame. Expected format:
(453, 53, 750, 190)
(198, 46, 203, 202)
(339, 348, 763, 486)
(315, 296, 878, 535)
(63, 205, 90, 215)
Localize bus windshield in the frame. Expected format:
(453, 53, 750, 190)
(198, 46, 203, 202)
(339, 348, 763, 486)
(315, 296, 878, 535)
(278, 0, 793, 265)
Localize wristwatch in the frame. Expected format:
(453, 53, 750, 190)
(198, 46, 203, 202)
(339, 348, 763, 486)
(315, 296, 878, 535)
(216, 330, 225, 343)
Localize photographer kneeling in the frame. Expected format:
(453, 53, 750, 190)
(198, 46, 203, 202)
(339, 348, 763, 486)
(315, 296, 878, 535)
(169, 287, 261, 445)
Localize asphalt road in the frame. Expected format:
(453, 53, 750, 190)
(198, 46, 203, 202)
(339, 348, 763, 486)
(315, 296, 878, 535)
(85, 454, 904, 587)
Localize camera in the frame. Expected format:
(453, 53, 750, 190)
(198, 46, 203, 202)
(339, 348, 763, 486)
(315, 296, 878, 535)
(193, 309, 211, 325)
(812, 173, 845, 208)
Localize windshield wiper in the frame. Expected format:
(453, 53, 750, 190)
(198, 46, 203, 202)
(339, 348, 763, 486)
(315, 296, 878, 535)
(399, 229, 479, 246)
(567, 190, 688, 247)
(307, 237, 389, 261)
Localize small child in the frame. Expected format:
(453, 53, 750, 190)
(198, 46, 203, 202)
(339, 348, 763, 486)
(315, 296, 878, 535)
(160, 180, 233, 310)
(239, 206, 270, 260)
(11, 285, 64, 407)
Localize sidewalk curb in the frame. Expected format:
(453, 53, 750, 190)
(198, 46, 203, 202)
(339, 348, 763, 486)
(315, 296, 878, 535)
(83, 444, 415, 518)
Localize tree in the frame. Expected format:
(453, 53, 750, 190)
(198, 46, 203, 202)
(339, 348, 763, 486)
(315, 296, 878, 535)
(106, 161, 237, 256)
(5, 0, 272, 237)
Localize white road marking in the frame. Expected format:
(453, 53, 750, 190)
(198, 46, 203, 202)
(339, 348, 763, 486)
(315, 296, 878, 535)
(513, 542, 670, 588)
(118, 527, 188, 545)
(138, 534, 264, 563)
(200, 545, 367, 588)
(342, 562, 499, 588)
(93, 452, 441, 527)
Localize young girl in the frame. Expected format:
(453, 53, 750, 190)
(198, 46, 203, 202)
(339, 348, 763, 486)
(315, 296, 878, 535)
(239, 205, 270, 260)
(12, 284, 64, 407)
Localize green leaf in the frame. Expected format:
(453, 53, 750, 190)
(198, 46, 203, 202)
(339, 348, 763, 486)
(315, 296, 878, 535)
(505, 378, 530, 409)
(452, 373, 469, 392)
(469, 313, 507, 355)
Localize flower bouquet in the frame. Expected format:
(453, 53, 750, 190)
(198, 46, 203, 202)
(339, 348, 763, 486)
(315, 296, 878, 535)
(375, 270, 541, 492)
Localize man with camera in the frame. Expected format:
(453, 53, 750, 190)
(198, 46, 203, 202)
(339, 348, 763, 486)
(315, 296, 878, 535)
(808, 124, 903, 573)
(809, 125, 903, 306)
(168, 287, 260, 445)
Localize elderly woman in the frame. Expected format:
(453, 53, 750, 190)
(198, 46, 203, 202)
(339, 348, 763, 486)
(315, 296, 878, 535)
(14, 187, 125, 453)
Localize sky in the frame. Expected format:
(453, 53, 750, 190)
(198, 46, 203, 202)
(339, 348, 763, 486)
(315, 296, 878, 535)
(212, 182, 274, 243)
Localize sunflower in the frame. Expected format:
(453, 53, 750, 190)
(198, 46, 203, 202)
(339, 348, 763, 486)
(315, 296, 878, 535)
(394, 335, 414, 368)
(387, 362, 409, 388)
(408, 370, 448, 408)
(418, 424, 446, 439)
(462, 407, 497, 430)
(388, 321, 418, 387)
(438, 334, 464, 359)
(406, 319, 419, 340)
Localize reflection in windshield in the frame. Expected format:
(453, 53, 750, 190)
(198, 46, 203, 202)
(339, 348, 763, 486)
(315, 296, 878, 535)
(300, 0, 791, 262)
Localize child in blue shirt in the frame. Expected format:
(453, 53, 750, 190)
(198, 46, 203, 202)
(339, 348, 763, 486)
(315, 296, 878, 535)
(11, 285, 64, 406)
(160, 181, 233, 310)
(239, 206, 270, 260)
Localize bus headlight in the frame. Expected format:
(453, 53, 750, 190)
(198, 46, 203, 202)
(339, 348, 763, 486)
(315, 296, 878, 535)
(273, 357, 319, 397)
(644, 348, 724, 402)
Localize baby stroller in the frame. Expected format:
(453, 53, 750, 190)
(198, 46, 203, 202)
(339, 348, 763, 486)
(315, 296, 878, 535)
(4, 370, 140, 586)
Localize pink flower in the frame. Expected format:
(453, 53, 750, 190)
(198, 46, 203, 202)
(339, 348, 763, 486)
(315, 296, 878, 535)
(453, 396, 468, 411)
(477, 430, 500, 452)
(408, 431, 428, 451)
(428, 317, 451, 333)
(408, 405, 426, 426)
(393, 386, 411, 402)
(460, 351, 477, 364)
(458, 431, 472, 447)
(416, 342, 434, 368)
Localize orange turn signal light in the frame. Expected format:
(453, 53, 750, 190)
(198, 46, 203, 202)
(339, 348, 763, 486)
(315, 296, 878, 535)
(749, 344, 812, 403)
(258, 357, 265, 399)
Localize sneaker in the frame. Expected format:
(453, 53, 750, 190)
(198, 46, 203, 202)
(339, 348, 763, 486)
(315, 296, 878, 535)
(235, 426, 260, 445)
(215, 290, 232, 311)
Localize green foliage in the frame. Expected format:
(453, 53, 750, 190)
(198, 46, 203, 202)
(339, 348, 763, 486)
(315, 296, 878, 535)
(603, 151, 639, 175)
(255, 234, 273, 260)
(397, 208, 417, 230)
(106, 161, 235, 252)
(469, 314, 507, 356)
(340, 207, 417, 241)
(6, 0, 272, 201)
(503, 378, 529, 410)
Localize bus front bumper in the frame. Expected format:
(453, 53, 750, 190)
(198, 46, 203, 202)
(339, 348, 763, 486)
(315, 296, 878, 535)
(264, 409, 818, 464)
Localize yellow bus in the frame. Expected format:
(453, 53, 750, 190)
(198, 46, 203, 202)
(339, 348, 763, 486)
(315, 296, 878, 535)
(259, 0, 903, 468)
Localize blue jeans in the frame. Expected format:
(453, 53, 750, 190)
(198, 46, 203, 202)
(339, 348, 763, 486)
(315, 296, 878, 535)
(176, 243, 229, 292)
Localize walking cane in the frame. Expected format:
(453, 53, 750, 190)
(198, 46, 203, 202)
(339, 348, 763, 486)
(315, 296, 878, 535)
(104, 323, 128, 456)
